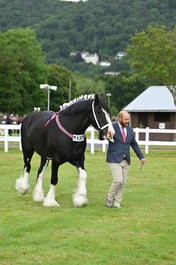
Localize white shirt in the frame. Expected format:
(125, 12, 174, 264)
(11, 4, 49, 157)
(118, 122, 127, 137)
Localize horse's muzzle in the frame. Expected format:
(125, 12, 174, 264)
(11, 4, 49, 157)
(99, 125, 115, 140)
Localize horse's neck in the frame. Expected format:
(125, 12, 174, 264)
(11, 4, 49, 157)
(60, 113, 90, 133)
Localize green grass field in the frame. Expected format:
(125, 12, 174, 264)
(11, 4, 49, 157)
(0, 147, 176, 265)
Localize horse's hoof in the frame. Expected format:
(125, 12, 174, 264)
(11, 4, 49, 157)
(15, 177, 30, 195)
(73, 193, 88, 207)
(43, 198, 60, 207)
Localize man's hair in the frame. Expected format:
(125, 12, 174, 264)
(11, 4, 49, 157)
(118, 110, 127, 119)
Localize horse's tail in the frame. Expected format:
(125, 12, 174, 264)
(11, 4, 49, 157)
(21, 113, 35, 151)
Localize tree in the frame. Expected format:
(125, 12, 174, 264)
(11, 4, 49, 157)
(0, 28, 47, 114)
(47, 64, 76, 111)
(74, 74, 105, 97)
(101, 71, 147, 113)
(2, 0, 176, 78)
(126, 25, 176, 104)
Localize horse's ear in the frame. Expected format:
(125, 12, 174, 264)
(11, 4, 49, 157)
(94, 94, 104, 103)
(94, 94, 99, 103)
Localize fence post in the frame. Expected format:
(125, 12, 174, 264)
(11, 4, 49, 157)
(135, 127, 139, 142)
(19, 127, 22, 150)
(4, 126, 8, 152)
(102, 141, 107, 152)
(145, 127, 149, 154)
(90, 127, 95, 154)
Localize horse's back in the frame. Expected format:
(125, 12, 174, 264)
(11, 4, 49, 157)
(22, 111, 52, 130)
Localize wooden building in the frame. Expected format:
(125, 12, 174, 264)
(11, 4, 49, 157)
(124, 86, 176, 141)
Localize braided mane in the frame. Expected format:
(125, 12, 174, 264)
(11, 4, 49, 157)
(59, 94, 95, 114)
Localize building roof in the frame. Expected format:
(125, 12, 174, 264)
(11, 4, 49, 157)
(124, 86, 176, 112)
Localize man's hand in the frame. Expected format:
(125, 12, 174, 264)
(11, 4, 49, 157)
(141, 158, 145, 166)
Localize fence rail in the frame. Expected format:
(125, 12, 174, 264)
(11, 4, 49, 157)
(0, 124, 22, 152)
(0, 124, 176, 154)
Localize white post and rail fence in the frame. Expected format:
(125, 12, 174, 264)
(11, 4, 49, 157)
(0, 124, 176, 154)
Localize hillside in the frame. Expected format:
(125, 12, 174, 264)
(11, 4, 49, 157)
(0, 0, 176, 75)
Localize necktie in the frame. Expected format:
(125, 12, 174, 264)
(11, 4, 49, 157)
(121, 127, 126, 143)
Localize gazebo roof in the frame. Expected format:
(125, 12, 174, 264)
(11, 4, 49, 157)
(124, 86, 176, 112)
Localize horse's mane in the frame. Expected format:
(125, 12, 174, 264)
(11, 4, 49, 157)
(59, 94, 95, 114)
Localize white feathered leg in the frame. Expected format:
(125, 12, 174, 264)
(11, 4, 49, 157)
(43, 184, 59, 207)
(33, 161, 48, 202)
(73, 167, 88, 207)
(15, 168, 30, 195)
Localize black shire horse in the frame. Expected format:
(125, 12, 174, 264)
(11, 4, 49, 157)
(15, 94, 114, 207)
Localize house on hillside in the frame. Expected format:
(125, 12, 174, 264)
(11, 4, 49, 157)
(99, 61, 111, 67)
(70, 51, 112, 66)
(115, 51, 126, 60)
(81, 52, 99, 65)
(124, 86, 176, 141)
(70, 51, 99, 64)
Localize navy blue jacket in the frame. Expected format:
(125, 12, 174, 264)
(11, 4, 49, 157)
(106, 122, 144, 164)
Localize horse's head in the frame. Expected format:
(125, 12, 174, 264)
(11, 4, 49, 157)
(91, 95, 115, 141)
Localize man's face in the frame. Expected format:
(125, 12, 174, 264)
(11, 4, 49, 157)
(119, 114, 129, 127)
